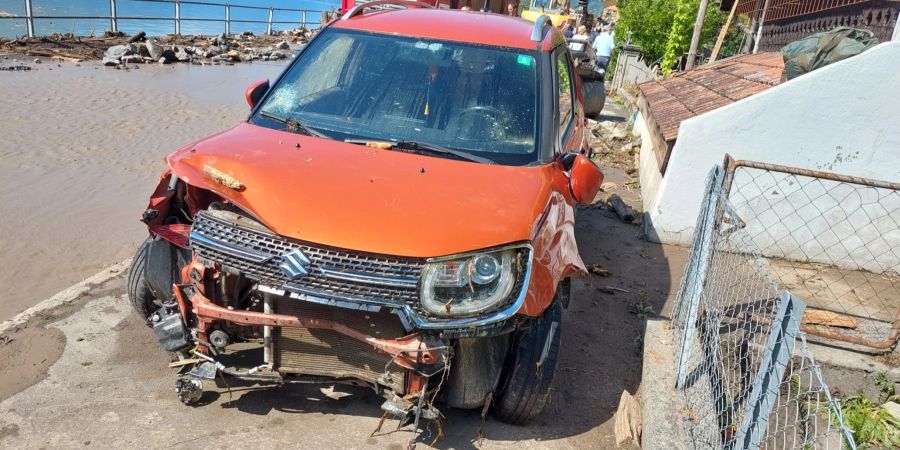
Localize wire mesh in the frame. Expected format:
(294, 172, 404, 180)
(672, 167, 857, 450)
(725, 162, 900, 350)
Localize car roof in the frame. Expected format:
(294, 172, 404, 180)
(331, 8, 559, 52)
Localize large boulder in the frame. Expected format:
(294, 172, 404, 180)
(145, 39, 164, 61)
(160, 49, 178, 63)
(275, 40, 290, 50)
(174, 48, 190, 62)
(104, 44, 134, 60)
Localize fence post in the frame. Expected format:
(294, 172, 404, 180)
(302, 10, 307, 28)
(174, 0, 181, 35)
(266, 7, 273, 35)
(733, 292, 806, 450)
(109, 0, 118, 33)
(674, 166, 723, 389)
(225, 4, 230, 36)
(23, 0, 35, 37)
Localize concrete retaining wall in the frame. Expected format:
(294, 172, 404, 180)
(641, 42, 900, 255)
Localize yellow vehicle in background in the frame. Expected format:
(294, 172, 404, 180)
(521, 0, 573, 26)
(520, 1, 607, 116)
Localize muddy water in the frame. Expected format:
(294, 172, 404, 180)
(0, 61, 287, 320)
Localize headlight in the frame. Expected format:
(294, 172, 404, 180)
(420, 246, 528, 317)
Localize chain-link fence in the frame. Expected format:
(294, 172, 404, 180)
(672, 165, 857, 450)
(723, 157, 900, 351)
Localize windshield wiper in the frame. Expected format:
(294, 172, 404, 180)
(344, 139, 493, 164)
(258, 111, 328, 139)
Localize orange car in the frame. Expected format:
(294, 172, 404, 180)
(129, 3, 602, 428)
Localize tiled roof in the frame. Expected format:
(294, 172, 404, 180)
(638, 52, 784, 142)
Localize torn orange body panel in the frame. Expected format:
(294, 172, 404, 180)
(165, 124, 595, 318)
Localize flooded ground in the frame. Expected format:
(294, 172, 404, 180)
(0, 60, 286, 319)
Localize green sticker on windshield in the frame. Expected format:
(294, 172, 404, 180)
(517, 55, 533, 67)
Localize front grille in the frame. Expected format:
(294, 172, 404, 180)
(274, 296, 407, 393)
(190, 210, 424, 305)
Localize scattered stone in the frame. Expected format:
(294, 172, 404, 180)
(174, 49, 190, 62)
(225, 49, 241, 61)
(214, 33, 228, 46)
(160, 49, 178, 63)
(275, 40, 290, 50)
(0, 65, 31, 71)
(158, 57, 168, 65)
(614, 390, 642, 447)
(884, 401, 900, 422)
(121, 54, 143, 64)
(588, 264, 611, 277)
(128, 31, 147, 43)
(33, 58, 41, 63)
(101, 57, 120, 66)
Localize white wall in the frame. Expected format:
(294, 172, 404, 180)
(643, 42, 900, 260)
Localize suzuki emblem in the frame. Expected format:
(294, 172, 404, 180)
(280, 248, 312, 280)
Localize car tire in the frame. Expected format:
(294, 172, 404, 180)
(581, 80, 607, 116)
(128, 237, 159, 324)
(492, 290, 563, 425)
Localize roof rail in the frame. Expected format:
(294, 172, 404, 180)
(342, 0, 435, 20)
(530, 14, 553, 42)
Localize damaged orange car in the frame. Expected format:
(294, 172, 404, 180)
(129, 3, 602, 428)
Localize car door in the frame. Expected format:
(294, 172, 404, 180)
(552, 46, 585, 156)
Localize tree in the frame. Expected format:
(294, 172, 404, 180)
(615, 0, 678, 65)
(616, 0, 729, 74)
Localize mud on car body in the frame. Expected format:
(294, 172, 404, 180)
(129, 3, 603, 429)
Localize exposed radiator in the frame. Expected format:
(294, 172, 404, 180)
(274, 296, 407, 394)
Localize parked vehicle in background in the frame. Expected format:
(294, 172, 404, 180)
(127, 2, 603, 433)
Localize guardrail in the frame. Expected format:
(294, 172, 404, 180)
(0, 0, 328, 38)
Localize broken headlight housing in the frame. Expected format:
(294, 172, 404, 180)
(419, 245, 529, 317)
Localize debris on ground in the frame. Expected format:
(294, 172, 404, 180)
(597, 286, 630, 294)
(607, 194, 635, 223)
(586, 117, 641, 172)
(0, 26, 324, 67)
(614, 389, 642, 447)
(588, 264, 612, 277)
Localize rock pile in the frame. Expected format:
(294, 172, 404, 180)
(587, 118, 642, 171)
(100, 28, 317, 67)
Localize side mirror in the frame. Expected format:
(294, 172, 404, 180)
(562, 153, 604, 205)
(245, 79, 270, 109)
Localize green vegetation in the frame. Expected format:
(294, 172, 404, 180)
(616, 0, 746, 75)
(876, 372, 895, 397)
(835, 396, 900, 449)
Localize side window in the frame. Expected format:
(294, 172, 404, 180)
(555, 51, 574, 138)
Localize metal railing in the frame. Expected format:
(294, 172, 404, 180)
(1, 0, 328, 38)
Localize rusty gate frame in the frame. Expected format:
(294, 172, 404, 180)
(722, 154, 900, 350)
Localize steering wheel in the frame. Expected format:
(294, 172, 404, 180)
(450, 106, 508, 143)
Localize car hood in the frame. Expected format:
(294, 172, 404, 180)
(167, 123, 554, 258)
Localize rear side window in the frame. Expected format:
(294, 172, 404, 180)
(555, 52, 574, 137)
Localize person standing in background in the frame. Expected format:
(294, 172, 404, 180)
(592, 24, 615, 70)
(507, 2, 517, 16)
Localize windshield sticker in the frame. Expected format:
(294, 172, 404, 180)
(414, 42, 444, 52)
(517, 55, 534, 67)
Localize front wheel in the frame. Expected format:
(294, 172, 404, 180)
(492, 292, 563, 425)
